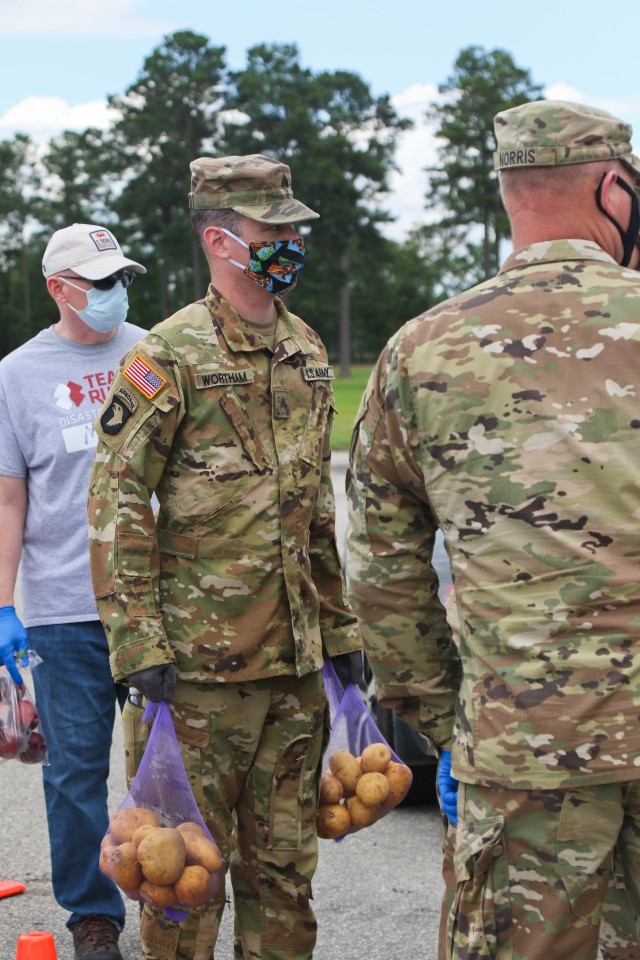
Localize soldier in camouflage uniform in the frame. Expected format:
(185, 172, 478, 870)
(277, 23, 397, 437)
(87, 155, 362, 960)
(346, 101, 640, 960)
(440, 586, 639, 959)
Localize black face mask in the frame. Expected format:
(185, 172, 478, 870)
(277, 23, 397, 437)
(595, 172, 640, 267)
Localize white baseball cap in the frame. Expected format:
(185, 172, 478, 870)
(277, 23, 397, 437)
(42, 223, 147, 280)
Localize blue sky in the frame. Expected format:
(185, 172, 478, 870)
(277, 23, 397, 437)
(2, 0, 639, 239)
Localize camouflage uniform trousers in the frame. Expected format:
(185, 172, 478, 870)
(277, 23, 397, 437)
(123, 672, 328, 960)
(436, 780, 640, 960)
(599, 845, 640, 960)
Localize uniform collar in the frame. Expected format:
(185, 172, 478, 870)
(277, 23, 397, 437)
(204, 285, 317, 360)
(499, 239, 618, 275)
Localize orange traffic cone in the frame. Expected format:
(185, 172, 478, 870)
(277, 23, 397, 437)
(15, 931, 58, 960)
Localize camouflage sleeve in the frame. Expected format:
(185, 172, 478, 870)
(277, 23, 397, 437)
(345, 337, 461, 750)
(310, 409, 361, 657)
(87, 336, 182, 683)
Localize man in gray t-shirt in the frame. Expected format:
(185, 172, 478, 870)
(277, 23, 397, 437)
(0, 223, 147, 960)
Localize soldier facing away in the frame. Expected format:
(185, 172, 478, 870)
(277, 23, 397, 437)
(346, 100, 640, 960)
(87, 154, 362, 960)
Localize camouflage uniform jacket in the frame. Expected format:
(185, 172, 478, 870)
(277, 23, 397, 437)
(88, 286, 359, 685)
(347, 239, 640, 790)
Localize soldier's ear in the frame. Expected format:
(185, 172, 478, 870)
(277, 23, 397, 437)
(202, 226, 234, 262)
(596, 169, 621, 219)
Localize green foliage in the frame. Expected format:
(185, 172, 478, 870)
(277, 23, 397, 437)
(107, 31, 228, 315)
(426, 46, 543, 282)
(224, 43, 411, 361)
(0, 34, 546, 366)
(38, 128, 115, 231)
(330, 365, 373, 450)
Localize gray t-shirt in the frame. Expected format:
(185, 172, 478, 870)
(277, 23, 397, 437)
(0, 323, 146, 627)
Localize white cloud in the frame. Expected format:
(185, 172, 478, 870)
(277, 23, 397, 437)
(15, 80, 640, 248)
(0, 96, 116, 141)
(0, 0, 175, 37)
(0, 83, 440, 242)
(381, 83, 441, 241)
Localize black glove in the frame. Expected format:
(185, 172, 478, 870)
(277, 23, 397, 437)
(331, 651, 364, 688)
(128, 664, 177, 703)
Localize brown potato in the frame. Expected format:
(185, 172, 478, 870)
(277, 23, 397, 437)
(356, 771, 391, 807)
(382, 761, 413, 809)
(175, 865, 213, 907)
(316, 803, 350, 839)
(137, 827, 186, 885)
(183, 833, 223, 874)
(360, 742, 392, 773)
(346, 796, 384, 832)
(131, 823, 155, 847)
(139, 880, 177, 908)
(328, 749, 362, 797)
(109, 807, 160, 845)
(319, 772, 344, 804)
(121, 887, 142, 902)
(109, 842, 143, 891)
(176, 820, 206, 839)
(99, 840, 115, 877)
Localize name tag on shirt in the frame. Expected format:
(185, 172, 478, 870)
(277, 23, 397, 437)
(302, 365, 335, 382)
(194, 369, 256, 389)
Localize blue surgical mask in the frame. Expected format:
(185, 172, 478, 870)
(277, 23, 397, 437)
(61, 278, 129, 333)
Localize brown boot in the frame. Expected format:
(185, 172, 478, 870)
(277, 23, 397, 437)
(72, 915, 123, 960)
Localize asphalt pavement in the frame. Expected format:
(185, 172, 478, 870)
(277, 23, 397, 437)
(2, 742, 444, 960)
(1, 451, 445, 960)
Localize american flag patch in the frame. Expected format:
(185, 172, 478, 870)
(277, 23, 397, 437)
(123, 354, 167, 399)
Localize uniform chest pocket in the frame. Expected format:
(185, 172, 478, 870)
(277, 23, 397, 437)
(219, 388, 271, 472)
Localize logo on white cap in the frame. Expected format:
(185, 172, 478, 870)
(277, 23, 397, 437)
(90, 229, 118, 252)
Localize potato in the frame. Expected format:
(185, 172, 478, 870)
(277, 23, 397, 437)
(319, 772, 344, 804)
(137, 827, 186, 885)
(109, 807, 160, 845)
(176, 820, 206, 839)
(175, 865, 213, 907)
(131, 823, 155, 847)
(355, 771, 390, 807)
(183, 833, 223, 874)
(109, 842, 143, 891)
(139, 879, 177, 908)
(382, 760, 413, 809)
(346, 796, 383, 832)
(316, 803, 350, 839)
(360, 742, 391, 773)
(99, 839, 115, 877)
(328, 749, 362, 797)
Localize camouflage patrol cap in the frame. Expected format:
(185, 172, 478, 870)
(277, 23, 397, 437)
(493, 100, 640, 178)
(188, 154, 319, 223)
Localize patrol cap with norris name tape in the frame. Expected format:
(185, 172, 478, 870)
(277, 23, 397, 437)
(189, 154, 319, 223)
(493, 99, 640, 178)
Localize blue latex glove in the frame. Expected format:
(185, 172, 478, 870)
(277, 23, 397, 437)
(128, 664, 176, 703)
(0, 605, 28, 685)
(331, 651, 364, 688)
(437, 750, 459, 825)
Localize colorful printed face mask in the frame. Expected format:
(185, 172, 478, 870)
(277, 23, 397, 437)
(220, 228, 305, 294)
